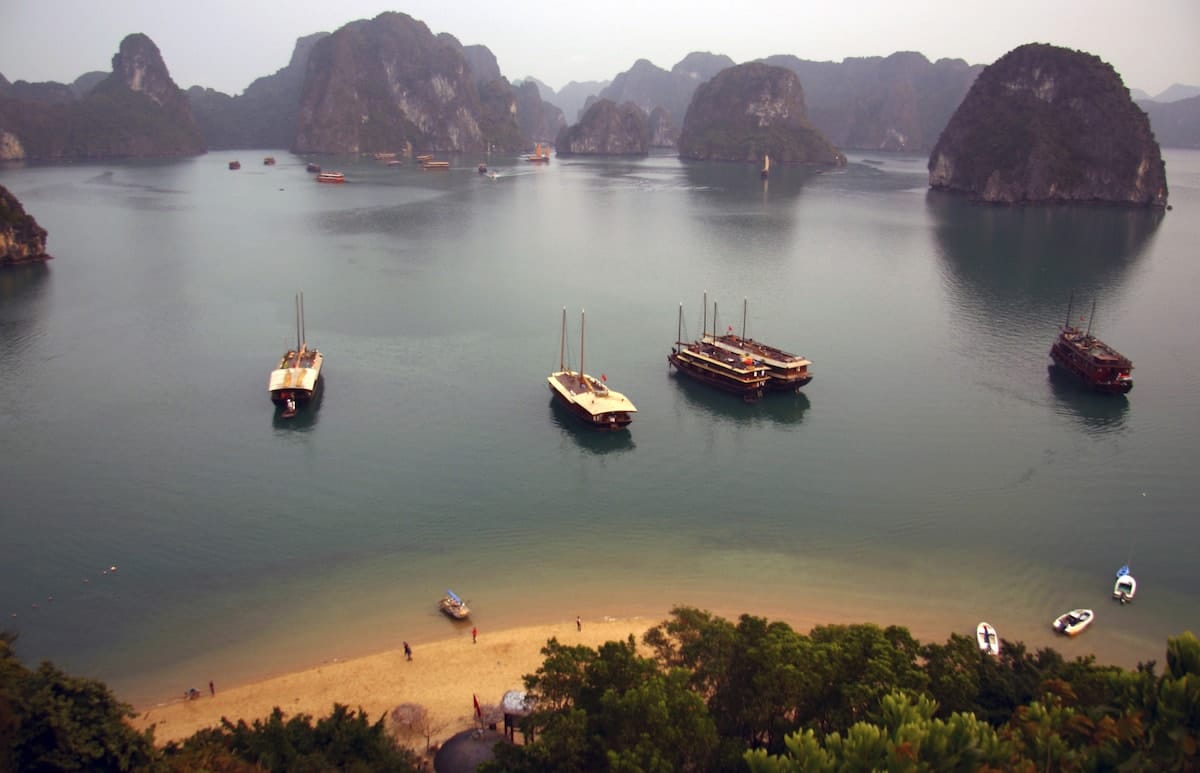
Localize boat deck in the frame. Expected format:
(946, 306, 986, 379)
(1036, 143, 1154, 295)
(548, 370, 637, 416)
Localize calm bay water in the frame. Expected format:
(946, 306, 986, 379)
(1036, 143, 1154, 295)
(1, 150, 1197, 707)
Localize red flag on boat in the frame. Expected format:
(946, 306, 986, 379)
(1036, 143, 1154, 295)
(728, 325, 733, 332)
(601, 373, 606, 382)
(473, 694, 481, 717)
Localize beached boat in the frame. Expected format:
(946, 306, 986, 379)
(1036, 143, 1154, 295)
(316, 171, 345, 184)
(548, 308, 636, 431)
(421, 160, 450, 170)
(976, 622, 1000, 656)
(1049, 297, 1133, 394)
(704, 298, 812, 392)
(1113, 573, 1137, 604)
(1052, 608, 1094, 636)
(263, 157, 276, 166)
(669, 302, 768, 402)
(439, 590, 470, 620)
(228, 160, 241, 170)
(268, 293, 324, 419)
(306, 162, 321, 173)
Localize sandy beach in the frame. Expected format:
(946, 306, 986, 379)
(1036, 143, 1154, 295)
(132, 616, 655, 751)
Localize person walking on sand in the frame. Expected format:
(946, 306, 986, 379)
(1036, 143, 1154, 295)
(209, 680, 215, 697)
(403, 641, 412, 661)
(576, 615, 582, 632)
(472, 626, 477, 644)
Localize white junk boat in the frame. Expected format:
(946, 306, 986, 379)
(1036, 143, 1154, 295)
(268, 293, 323, 418)
(1052, 608, 1094, 636)
(547, 308, 637, 430)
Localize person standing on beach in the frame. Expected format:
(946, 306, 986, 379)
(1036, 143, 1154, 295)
(209, 680, 215, 697)
(576, 615, 582, 632)
(472, 626, 478, 644)
(403, 641, 412, 661)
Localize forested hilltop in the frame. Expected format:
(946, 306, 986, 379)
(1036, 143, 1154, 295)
(2, 609, 1197, 771)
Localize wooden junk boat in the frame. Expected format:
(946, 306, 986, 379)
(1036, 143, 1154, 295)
(668, 299, 769, 402)
(268, 292, 324, 419)
(1049, 297, 1133, 394)
(524, 143, 551, 163)
(316, 171, 346, 184)
(547, 308, 637, 431)
(439, 590, 470, 620)
(703, 297, 812, 392)
(228, 160, 241, 170)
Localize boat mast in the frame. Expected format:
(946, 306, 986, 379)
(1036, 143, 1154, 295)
(294, 293, 301, 352)
(299, 291, 306, 350)
(580, 309, 586, 383)
(702, 291, 707, 340)
(677, 303, 683, 346)
(713, 301, 719, 339)
(1064, 292, 1074, 331)
(741, 297, 748, 340)
(1086, 299, 1096, 337)
(559, 307, 566, 371)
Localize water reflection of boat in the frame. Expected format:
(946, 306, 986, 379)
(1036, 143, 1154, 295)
(548, 398, 636, 454)
(672, 370, 809, 426)
(1046, 365, 1129, 433)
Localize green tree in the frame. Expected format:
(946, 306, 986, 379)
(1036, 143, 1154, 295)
(745, 690, 1015, 772)
(0, 631, 156, 772)
(164, 703, 422, 773)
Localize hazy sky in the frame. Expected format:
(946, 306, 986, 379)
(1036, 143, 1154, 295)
(2, 0, 1197, 98)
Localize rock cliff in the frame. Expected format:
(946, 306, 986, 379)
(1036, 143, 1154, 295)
(678, 62, 845, 166)
(188, 32, 326, 149)
(763, 52, 981, 152)
(0, 33, 203, 160)
(293, 12, 486, 154)
(515, 81, 565, 145)
(555, 99, 649, 156)
(0, 185, 52, 265)
(648, 107, 678, 148)
(928, 43, 1168, 206)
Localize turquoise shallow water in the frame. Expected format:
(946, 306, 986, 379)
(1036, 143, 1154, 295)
(1, 150, 1197, 707)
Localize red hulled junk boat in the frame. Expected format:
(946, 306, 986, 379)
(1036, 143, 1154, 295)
(668, 297, 769, 402)
(703, 297, 812, 392)
(1049, 297, 1133, 394)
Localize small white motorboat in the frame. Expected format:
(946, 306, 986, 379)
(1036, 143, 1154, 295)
(976, 622, 1000, 655)
(1113, 574, 1137, 603)
(1052, 608, 1094, 636)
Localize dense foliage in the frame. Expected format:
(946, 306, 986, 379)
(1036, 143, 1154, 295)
(3, 612, 1197, 771)
(484, 608, 1199, 772)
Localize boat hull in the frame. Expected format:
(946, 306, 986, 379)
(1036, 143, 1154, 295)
(1052, 608, 1094, 636)
(1049, 339, 1132, 394)
(976, 622, 1000, 656)
(668, 352, 765, 402)
(1113, 575, 1136, 603)
(549, 387, 632, 430)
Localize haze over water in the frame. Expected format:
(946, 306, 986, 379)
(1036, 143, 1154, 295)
(1, 150, 1197, 707)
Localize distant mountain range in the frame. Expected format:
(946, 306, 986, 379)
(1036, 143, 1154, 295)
(1, 11, 1197, 159)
